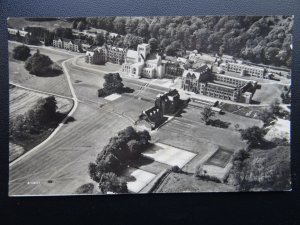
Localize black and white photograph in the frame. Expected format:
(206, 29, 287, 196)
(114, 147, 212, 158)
(8, 16, 292, 195)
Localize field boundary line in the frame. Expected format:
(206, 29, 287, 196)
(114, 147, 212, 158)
(9, 58, 79, 167)
(9, 82, 73, 100)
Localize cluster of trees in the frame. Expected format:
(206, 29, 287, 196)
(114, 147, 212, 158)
(201, 106, 215, 125)
(12, 45, 31, 61)
(83, 16, 292, 67)
(259, 98, 290, 125)
(24, 49, 62, 76)
(88, 126, 151, 193)
(98, 73, 124, 97)
(240, 126, 267, 148)
(10, 96, 59, 140)
(230, 147, 290, 191)
(24, 27, 54, 45)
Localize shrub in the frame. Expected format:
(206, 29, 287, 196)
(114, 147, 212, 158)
(169, 165, 183, 173)
(208, 119, 230, 128)
(74, 183, 95, 194)
(98, 88, 105, 97)
(13, 45, 31, 61)
(240, 126, 267, 147)
(99, 172, 128, 194)
(233, 149, 250, 162)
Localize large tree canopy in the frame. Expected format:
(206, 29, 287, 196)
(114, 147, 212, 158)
(88, 126, 151, 193)
(13, 45, 31, 61)
(24, 50, 55, 75)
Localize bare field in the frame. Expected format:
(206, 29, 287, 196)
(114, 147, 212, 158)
(155, 172, 235, 193)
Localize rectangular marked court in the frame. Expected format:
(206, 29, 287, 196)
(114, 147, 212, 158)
(142, 143, 197, 168)
(104, 93, 122, 101)
(123, 167, 156, 193)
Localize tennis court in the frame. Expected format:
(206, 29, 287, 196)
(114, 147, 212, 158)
(142, 143, 197, 168)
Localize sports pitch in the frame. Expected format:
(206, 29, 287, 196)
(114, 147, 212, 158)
(123, 167, 156, 193)
(142, 143, 197, 168)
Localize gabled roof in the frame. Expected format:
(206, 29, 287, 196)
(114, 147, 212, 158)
(182, 70, 201, 80)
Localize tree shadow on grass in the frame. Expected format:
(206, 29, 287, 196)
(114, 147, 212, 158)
(64, 116, 76, 124)
(129, 155, 155, 168)
(55, 112, 76, 125)
(174, 99, 190, 118)
(36, 68, 63, 77)
(121, 87, 135, 94)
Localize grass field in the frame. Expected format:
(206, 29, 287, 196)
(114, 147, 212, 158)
(9, 86, 73, 162)
(8, 17, 72, 31)
(9, 102, 133, 195)
(10, 85, 72, 119)
(155, 172, 235, 193)
(9, 59, 72, 97)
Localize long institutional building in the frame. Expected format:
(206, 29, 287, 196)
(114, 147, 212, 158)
(84, 43, 259, 103)
(220, 62, 266, 78)
(181, 65, 257, 103)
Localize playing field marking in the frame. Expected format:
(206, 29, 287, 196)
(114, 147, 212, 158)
(142, 143, 197, 168)
(104, 93, 122, 101)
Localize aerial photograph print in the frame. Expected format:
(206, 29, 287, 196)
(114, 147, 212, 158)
(8, 16, 292, 196)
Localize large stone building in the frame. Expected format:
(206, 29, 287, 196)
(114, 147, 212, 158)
(181, 64, 257, 103)
(181, 65, 212, 93)
(85, 45, 127, 65)
(121, 43, 165, 79)
(220, 62, 266, 78)
(138, 89, 181, 129)
(164, 62, 185, 79)
(53, 38, 82, 52)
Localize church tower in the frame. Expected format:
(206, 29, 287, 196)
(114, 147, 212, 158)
(137, 43, 150, 63)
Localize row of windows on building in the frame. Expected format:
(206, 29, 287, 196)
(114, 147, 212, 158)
(214, 75, 248, 87)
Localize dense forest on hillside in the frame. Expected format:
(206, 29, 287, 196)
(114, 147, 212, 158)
(79, 16, 293, 68)
(19, 16, 293, 68)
